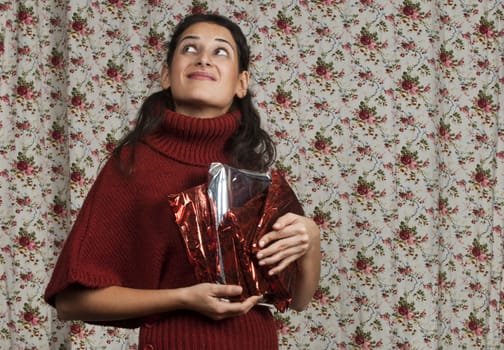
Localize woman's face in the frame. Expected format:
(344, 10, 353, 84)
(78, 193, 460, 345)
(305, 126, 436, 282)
(162, 22, 249, 118)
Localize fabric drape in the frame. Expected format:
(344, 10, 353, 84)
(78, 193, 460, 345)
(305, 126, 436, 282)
(0, 1, 502, 349)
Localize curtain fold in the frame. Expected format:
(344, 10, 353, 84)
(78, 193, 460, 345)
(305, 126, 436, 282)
(0, 1, 502, 349)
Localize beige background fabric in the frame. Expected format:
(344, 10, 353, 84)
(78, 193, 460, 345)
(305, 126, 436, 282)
(0, 0, 502, 349)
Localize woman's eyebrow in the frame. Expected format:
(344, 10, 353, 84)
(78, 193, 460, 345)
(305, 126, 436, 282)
(215, 38, 234, 50)
(180, 35, 199, 42)
(180, 35, 235, 50)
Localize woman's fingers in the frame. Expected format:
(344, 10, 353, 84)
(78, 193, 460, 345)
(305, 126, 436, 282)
(207, 294, 263, 320)
(186, 283, 262, 320)
(259, 213, 306, 248)
(256, 213, 318, 275)
(211, 284, 243, 298)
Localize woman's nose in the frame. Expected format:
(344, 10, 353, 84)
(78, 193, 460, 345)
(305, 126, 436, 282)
(197, 52, 211, 66)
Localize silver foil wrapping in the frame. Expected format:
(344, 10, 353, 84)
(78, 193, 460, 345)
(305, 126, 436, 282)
(168, 163, 304, 311)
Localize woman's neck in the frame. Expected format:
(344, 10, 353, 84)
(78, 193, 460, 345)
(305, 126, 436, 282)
(173, 102, 233, 119)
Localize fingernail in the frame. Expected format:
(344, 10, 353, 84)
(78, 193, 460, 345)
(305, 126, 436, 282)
(259, 240, 265, 247)
(257, 252, 263, 259)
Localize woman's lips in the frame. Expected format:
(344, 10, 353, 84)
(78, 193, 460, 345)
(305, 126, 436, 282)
(187, 72, 215, 80)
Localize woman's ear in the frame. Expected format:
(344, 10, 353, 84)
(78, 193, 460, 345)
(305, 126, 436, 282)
(161, 64, 170, 89)
(235, 70, 250, 98)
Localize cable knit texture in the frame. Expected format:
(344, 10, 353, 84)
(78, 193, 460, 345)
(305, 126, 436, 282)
(44, 109, 278, 349)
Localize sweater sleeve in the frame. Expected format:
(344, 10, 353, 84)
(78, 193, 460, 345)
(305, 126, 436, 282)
(44, 154, 167, 329)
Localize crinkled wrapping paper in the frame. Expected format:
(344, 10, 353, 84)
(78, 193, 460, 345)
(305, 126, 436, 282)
(168, 163, 304, 312)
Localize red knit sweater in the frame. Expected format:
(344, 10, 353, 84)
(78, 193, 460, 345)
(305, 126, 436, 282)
(44, 109, 279, 349)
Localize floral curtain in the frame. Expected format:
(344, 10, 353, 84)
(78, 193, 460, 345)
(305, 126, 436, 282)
(1, 0, 502, 349)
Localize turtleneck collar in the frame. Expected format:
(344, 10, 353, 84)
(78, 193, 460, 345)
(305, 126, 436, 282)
(143, 109, 241, 166)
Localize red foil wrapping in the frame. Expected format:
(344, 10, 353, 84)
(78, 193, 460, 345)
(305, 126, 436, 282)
(168, 165, 304, 312)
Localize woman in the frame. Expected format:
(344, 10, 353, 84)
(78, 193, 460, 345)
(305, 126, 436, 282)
(45, 13, 321, 349)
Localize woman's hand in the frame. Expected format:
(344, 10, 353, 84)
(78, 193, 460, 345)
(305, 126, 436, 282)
(181, 283, 263, 320)
(255, 212, 321, 310)
(256, 213, 320, 276)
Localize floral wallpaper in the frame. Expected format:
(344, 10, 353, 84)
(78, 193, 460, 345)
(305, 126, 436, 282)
(0, 0, 503, 349)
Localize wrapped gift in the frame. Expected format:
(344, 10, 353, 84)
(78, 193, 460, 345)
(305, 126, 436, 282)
(168, 163, 304, 311)
(207, 163, 272, 284)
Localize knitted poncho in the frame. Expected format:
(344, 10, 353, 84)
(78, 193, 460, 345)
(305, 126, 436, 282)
(44, 109, 279, 350)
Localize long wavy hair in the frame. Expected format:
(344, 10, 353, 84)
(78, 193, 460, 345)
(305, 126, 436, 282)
(112, 13, 276, 172)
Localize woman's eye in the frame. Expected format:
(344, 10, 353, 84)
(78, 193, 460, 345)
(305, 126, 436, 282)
(215, 48, 229, 56)
(183, 45, 197, 53)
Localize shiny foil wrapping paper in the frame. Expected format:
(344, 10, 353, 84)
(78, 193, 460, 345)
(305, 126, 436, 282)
(168, 163, 304, 312)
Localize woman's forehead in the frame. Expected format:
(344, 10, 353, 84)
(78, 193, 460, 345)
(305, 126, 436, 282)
(179, 22, 236, 46)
